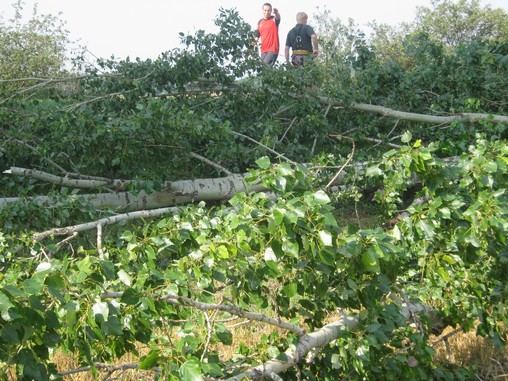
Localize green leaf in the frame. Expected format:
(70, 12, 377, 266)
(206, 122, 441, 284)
(439, 207, 451, 219)
(362, 247, 380, 273)
(365, 164, 383, 177)
(179, 357, 203, 381)
(0, 291, 15, 312)
(120, 288, 140, 305)
(102, 316, 123, 336)
(401, 131, 412, 143)
(416, 220, 435, 239)
(437, 267, 450, 282)
(318, 230, 333, 246)
(201, 362, 223, 377)
(347, 278, 358, 290)
(282, 239, 299, 258)
(283, 282, 297, 298)
(441, 255, 456, 265)
(312, 190, 331, 205)
(215, 325, 233, 345)
(45, 274, 65, 290)
(117, 269, 132, 286)
(267, 346, 280, 358)
(272, 208, 284, 226)
(318, 248, 336, 266)
(92, 301, 109, 320)
(139, 349, 159, 370)
(23, 277, 44, 294)
(217, 245, 229, 259)
(1, 324, 20, 344)
(255, 156, 271, 169)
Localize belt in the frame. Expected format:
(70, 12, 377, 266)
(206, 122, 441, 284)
(293, 50, 310, 55)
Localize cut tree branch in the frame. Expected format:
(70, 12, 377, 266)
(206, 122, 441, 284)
(315, 96, 508, 125)
(1, 169, 267, 211)
(225, 302, 440, 381)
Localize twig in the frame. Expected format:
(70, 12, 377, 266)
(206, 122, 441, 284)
(53, 232, 78, 256)
(97, 223, 104, 257)
(159, 293, 306, 336)
(364, 136, 402, 149)
(431, 327, 463, 347)
(190, 152, 233, 175)
(279, 116, 297, 143)
(65, 91, 130, 112)
(201, 310, 213, 362)
(230, 130, 297, 165)
(325, 134, 355, 189)
(58, 363, 161, 376)
(33, 206, 182, 242)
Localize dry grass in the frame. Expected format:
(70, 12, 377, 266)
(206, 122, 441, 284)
(44, 317, 280, 380)
(433, 326, 508, 380)
(44, 320, 507, 380)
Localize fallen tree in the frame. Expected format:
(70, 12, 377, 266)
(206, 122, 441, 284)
(0, 167, 266, 211)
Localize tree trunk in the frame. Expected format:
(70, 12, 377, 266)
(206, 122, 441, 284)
(0, 170, 266, 211)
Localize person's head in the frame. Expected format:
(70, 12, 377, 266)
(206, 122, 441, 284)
(296, 12, 308, 24)
(262, 3, 273, 19)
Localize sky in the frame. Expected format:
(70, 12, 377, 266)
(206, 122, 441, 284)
(1, 0, 507, 62)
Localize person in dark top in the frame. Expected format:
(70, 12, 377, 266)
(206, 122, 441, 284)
(284, 12, 319, 67)
(253, 3, 281, 66)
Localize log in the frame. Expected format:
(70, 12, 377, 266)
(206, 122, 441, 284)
(226, 303, 439, 381)
(0, 170, 267, 211)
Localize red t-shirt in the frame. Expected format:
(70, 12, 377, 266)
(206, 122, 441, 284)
(256, 16, 280, 54)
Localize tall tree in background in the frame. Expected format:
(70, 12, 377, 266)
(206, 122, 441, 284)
(0, 1, 73, 85)
(319, 0, 508, 66)
(415, 0, 508, 47)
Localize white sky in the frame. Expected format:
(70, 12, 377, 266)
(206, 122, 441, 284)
(1, 0, 507, 61)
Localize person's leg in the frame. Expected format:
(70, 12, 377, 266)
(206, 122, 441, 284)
(261, 52, 278, 66)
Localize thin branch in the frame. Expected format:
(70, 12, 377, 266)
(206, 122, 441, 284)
(201, 311, 213, 362)
(279, 116, 298, 143)
(159, 293, 306, 336)
(230, 131, 297, 165)
(432, 327, 463, 347)
(364, 137, 402, 149)
(316, 95, 508, 125)
(0, 135, 67, 174)
(32, 206, 182, 242)
(58, 363, 160, 377)
(190, 151, 233, 175)
(65, 91, 131, 112)
(325, 134, 355, 189)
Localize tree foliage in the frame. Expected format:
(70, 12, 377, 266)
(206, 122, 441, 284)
(0, 0, 75, 90)
(415, 0, 508, 47)
(0, 3, 507, 380)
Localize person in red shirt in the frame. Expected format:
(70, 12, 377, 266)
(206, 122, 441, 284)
(253, 3, 281, 66)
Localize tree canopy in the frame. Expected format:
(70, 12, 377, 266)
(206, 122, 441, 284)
(0, 0, 75, 87)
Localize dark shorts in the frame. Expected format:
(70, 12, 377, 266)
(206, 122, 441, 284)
(261, 52, 278, 66)
(291, 54, 313, 67)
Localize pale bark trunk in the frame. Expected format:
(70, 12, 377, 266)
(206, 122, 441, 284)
(0, 170, 266, 211)
(226, 303, 438, 381)
(316, 96, 508, 125)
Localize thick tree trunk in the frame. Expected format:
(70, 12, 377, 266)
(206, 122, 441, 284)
(0, 169, 266, 211)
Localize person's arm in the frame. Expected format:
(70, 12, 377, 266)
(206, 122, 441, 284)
(311, 34, 319, 57)
(285, 45, 290, 64)
(252, 28, 260, 46)
(273, 8, 280, 21)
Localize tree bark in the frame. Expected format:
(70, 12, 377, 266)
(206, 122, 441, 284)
(316, 96, 508, 125)
(0, 170, 267, 211)
(226, 303, 439, 381)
